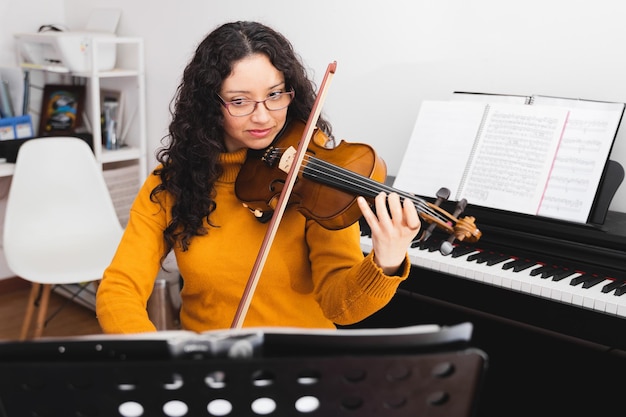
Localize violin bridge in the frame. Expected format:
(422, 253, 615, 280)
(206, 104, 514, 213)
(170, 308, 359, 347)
(277, 146, 297, 174)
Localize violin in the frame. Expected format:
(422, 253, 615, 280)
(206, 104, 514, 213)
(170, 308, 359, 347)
(230, 61, 479, 329)
(235, 119, 482, 254)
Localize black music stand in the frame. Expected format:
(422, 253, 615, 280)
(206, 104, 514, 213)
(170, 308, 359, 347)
(589, 159, 624, 224)
(0, 323, 487, 417)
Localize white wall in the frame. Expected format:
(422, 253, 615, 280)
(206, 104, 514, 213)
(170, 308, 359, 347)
(0, 0, 65, 64)
(4, 0, 626, 214)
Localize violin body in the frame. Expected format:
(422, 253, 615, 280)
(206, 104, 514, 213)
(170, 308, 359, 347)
(236, 120, 387, 229)
(236, 119, 481, 250)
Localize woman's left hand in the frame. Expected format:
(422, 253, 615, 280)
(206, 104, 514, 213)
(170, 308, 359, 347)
(357, 192, 421, 275)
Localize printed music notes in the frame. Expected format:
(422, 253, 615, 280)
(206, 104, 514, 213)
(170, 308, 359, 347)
(395, 95, 624, 223)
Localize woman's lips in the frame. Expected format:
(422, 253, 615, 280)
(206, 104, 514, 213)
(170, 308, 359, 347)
(248, 128, 272, 138)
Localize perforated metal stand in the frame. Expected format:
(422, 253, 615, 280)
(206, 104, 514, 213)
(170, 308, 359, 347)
(0, 324, 487, 417)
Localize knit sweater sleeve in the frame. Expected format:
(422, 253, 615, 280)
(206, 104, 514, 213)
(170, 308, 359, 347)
(96, 173, 168, 334)
(305, 219, 411, 326)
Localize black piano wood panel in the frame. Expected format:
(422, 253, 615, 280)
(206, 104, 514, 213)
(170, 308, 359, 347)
(354, 209, 626, 417)
(347, 269, 626, 417)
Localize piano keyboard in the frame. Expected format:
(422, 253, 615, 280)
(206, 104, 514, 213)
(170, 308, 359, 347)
(360, 235, 626, 318)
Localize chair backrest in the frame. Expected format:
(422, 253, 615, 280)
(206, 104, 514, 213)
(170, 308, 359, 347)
(3, 137, 124, 284)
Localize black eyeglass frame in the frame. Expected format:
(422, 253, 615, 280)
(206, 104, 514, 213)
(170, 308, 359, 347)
(216, 90, 295, 117)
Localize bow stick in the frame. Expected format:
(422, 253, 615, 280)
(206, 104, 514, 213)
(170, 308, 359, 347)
(230, 61, 337, 328)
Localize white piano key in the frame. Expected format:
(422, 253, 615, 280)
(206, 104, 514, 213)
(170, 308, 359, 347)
(605, 299, 618, 315)
(360, 236, 626, 318)
(592, 282, 625, 316)
(585, 279, 615, 313)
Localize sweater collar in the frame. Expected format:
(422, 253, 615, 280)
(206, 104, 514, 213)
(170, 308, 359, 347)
(218, 148, 248, 183)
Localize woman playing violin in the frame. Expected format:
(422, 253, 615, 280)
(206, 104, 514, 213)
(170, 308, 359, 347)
(96, 21, 420, 333)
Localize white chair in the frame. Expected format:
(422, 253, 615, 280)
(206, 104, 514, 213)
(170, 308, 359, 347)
(3, 137, 123, 340)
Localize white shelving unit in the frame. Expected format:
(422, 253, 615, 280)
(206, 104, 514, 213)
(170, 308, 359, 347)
(79, 36, 147, 178)
(12, 36, 148, 182)
(11, 36, 148, 227)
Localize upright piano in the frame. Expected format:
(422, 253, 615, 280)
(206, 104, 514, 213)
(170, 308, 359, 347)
(358, 202, 626, 417)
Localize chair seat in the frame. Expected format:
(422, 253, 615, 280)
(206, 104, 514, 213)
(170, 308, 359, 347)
(5, 231, 122, 285)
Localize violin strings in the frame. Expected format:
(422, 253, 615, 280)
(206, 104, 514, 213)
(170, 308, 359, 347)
(295, 153, 451, 224)
(268, 146, 451, 223)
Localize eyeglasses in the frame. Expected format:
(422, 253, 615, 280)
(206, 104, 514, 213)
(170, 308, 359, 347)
(216, 90, 295, 117)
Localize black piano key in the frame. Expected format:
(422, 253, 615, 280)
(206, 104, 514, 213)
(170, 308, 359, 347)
(615, 284, 626, 296)
(581, 275, 607, 289)
(540, 268, 558, 279)
(427, 244, 441, 253)
(451, 246, 478, 258)
(570, 273, 597, 286)
(411, 240, 423, 249)
(411, 238, 433, 249)
(568, 275, 586, 286)
(469, 252, 510, 265)
(551, 270, 575, 282)
(530, 265, 553, 277)
(423, 239, 443, 253)
(502, 259, 537, 272)
(466, 252, 487, 263)
(475, 252, 499, 264)
(467, 252, 483, 262)
(486, 254, 512, 266)
(412, 239, 435, 251)
(601, 280, 623, 294)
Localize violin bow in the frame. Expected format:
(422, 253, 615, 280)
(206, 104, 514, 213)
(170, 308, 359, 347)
(230, 61, 338, 329)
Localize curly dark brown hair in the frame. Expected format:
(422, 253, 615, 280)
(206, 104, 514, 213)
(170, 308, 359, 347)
(151, 21, 332, 260)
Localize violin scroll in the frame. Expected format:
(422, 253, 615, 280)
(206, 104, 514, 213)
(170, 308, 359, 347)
(417, 188, 482, 255)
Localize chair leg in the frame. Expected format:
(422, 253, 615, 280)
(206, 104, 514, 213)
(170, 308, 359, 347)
(33, 284, 52, 338)
(20, 282, 41, 341)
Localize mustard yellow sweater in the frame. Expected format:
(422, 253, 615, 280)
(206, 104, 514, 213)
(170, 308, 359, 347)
(96, 148, 410, 333)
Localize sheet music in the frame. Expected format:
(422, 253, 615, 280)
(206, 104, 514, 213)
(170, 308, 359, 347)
(460, 103, 569, 214)
(395, 96, 624, 224)
(393, 100, 486, 198)
(531, 96, 624, 222)
(394, 101, 569, 215)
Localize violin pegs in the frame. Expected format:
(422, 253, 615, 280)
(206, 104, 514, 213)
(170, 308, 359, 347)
(439, 197, 468, 254)
(440, 239, 454, 255)
(435, 187, 451, 205)
(418, 228, 434, 243)
(453, 198, 468, 217)
(418, 187, 451, 243)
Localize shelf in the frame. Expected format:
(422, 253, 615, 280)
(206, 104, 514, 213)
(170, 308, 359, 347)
(0, 146, 143, 176)
(72, 69, 142, 78)
(18, 64, 140, 78)
(100, 146, 143, 164)
(19, 63, 70, 73)
(21, 65, 140, 78)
